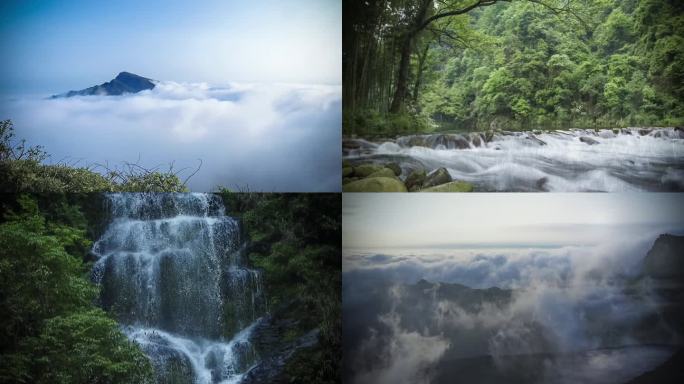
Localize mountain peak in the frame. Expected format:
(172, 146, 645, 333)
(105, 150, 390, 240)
(115, 71, 149, 81)
(643, 234, 684, 280)
(52, 71, 156, 98)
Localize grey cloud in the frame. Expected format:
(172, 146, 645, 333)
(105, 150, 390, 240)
(343, 232, 682, 383)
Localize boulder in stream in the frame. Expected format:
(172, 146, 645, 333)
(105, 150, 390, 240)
(405, 168, 427, 191)
(353, 163, 385, 178)
(420, 181, 474, 192)
(579, 136, 599, 145)
(385, 162, 402, 176)
(366, 168, 396, 179)
(422, 167, 452, 188)
(343, 177, 408, 192)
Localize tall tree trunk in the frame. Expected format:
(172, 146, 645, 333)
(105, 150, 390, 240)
(389, 0, 433, 114)
(389, 35, 414, 113)
(412, 43, 431, 103)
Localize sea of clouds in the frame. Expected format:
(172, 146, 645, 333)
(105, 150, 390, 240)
(343, 229, 684, 384)
(0, 81, 341, 191)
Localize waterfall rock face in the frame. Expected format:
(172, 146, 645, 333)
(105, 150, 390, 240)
(91, 193, 265, 384)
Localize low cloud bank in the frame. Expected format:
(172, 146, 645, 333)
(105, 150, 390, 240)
(1, 81, 341, 191)
(343, 231, 683, 383)
(343, 231, 664, 288)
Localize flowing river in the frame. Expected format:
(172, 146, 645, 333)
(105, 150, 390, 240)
(343, 127, 684, 191)
(91, 193, 264, 383)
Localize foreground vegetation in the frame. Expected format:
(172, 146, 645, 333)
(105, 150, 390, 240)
(0, 192, 341, 383)
(344, 0, 684, 136)
(1, 120, 189, 192)
(0, 194, 153, 383)
(221, 192, 341, 383)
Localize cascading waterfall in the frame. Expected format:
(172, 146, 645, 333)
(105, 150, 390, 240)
(343, 127, 684, 191)
(91, 193, 265, 384)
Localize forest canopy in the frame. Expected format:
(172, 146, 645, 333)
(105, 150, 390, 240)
(343, 0, 684, 135)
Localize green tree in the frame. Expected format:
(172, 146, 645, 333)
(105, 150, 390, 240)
(0, 195, 153, 384)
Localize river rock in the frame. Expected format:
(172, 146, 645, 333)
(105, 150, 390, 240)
(470, 133, 482, 147)
(404, 168, 426, 191)
(385, 162, 402, 176)
(420, 181, 474, 192)
(579, 136, 599, 145)
(407, 135, 427, 147)
(526, 135, 547, 146)
(422, 167, 452, 188)
(676, 127, 684, 139)
(451, 134, 471, 149)
(638, 128, 653, 136)
(366, 168, 396, 179)
(343, 140, 360, 149)
(343, 177, 408, 192)
(536, 177, 549, 190)
(598, 129, 616, 138)
(353, 163, 385, 178)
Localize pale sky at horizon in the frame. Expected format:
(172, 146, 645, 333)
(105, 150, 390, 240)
(0, 0, 341, 95)
(343, 193, 684, 249)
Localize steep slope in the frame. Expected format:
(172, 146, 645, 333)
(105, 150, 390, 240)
(52, 71, 155, 98)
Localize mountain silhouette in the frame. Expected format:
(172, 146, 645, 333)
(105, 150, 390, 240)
(51, 72, 155, 98)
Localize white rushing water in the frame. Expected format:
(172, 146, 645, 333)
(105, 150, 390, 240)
(91, 193, 265, 384)
(343, 127, 684, 191)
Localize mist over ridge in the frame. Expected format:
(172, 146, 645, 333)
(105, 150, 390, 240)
(343, 224, 684, 384)
(1, 78, 342, 191)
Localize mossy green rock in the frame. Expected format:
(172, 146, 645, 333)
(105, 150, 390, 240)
(342, 167, 353, 177)
(343, 177, 359, 185)
(404, 169, 426, 190)
(420, 181, 474, 192)
(385, 162, 402, 176)
(422, 167, 452, 188)
(354, 164, 385, 178)
(367, 168, 396, 178)
(343, 177, 408, 192)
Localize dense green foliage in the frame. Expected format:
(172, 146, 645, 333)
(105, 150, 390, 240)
(220, 192, 341, 384)
(0, 120, 189, 192)
(0, 195, 153, 383)
(344, 0, 684, 135)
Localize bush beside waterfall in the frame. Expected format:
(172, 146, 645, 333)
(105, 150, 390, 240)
(0, 195, 153, 383)
(220, 192, 341, 384)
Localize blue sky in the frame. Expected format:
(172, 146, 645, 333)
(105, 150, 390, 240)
(0, 0, 341, 94)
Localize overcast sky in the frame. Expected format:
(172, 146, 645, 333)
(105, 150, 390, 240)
(0, 0, 341, 95)
(343, 193, 684, 249)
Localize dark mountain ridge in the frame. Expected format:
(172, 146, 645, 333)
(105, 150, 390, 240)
(51, 71, 155, 98)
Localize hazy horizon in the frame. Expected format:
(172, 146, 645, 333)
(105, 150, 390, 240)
(343, 193, 684, 249)
(0, 0, 341, 95)
(343, 194, 684, 384)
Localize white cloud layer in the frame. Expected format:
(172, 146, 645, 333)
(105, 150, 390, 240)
(1, 81, 341, 191)
(344, 231, 683, 383)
